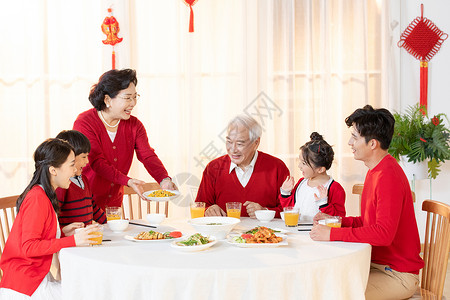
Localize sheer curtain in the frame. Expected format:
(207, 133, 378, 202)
(0, 0, 391, 217)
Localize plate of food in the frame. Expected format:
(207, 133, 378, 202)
(170, 233, 217, 252)
(227, 226, 288, 248)
(143, 189, 180, 202)
(124, 230, 182, 242)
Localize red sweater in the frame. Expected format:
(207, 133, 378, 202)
(279, 178, 346, 217)
(0, 186, 76, 296)
(330, 155, 424, 274)
(195, 152, 289, 217)
(73, 108, 169, 210)
(56, 174, 106, 227)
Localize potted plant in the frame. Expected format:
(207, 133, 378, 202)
(388, 104, 450, 179)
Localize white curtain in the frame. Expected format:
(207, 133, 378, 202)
(0, 0, 391, 217)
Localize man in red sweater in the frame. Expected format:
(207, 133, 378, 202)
(195, 115, 289, 218)
(310, 105, 424, 299)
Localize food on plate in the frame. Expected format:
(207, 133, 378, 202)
(146, 190, 176, 197)
(175, 233, 212, 246)
(134, 230, 182, 240)
(233, 226, 283, 244)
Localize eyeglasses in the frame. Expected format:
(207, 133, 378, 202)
(117, 94, 140, 102)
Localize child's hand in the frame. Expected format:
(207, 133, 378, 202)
(62, 222, 85, 237)
(281, 176, 295, 193)
(74, 224, 102, 246)
(314, 185, 327, 202)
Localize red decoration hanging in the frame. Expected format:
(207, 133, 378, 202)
(101, 8, 123, 69)
(398, 4, 447, 112)
(183, 0, 198, 32)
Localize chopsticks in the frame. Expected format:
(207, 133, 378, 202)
(298, 223, 313, 226)
(298, 223, 313, 232)
(129, 221, 157, 229)
(297, 229, 311, 232)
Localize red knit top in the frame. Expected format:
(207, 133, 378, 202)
(330, 155, 424, 274)
(73, 108, 169, 210)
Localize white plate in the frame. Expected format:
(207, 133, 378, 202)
(124, 233, 182, 242)
(143, 190, 180, 202)
(171, 237, 218, 252)
(227, 234, 288, 248)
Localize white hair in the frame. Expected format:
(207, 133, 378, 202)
(227, 115, 262, 142)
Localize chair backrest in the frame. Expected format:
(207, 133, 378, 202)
(352, 183, 415, 210)
(0, 195, 19, 279)
(122, 182, 168, 219)
(420, 199, 450, 300)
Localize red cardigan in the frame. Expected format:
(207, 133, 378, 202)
(195, 152, 289, 217)
(0, 186, 76, 296)
(56, 174, 106, 227)
(279, 177, 346, 217)
(330, 155, 424, 274)
(73, 108, 169, 210)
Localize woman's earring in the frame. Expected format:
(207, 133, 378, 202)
(106, 104, 110, 108)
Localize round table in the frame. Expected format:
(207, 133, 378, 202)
(60, 218, 371, 300)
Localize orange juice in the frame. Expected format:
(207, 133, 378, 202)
(227, 208, 241, 219)
(89, 231, 103, 245)
(107, 214, 120, 221)
(326, 222, 341, 228)
(190, 206, 205, 219)
(284, 212, 299, 227)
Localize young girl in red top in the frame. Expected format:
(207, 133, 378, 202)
(0, 138, 101, 299)
(279, 132, 346, 222)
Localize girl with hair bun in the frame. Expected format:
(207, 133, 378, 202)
(279, 132, 345, 222)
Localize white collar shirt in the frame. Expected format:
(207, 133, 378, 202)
(229, 151, 258, 187)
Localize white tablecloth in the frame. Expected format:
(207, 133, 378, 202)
(60, 218, 371, 300)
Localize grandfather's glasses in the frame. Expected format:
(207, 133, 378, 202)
(117, 94, 140, 102)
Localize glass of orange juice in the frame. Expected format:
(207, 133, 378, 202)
(283, 206, 300, 227)
(190, 202, 205, 219)
(106, 206, 121, 221)
(89, 225, 104, 245)
(226, 202, 242, 219)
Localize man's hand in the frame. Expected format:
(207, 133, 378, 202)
(243, 201, 264, 218)
(205, 204, 226, 216)
(310, 224, 331, 241)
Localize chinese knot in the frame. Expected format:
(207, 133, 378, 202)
(101, 8, 123, 69)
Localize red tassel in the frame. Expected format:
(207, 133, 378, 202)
(189, 5, 194, 32)
(112, 50, 116, 70)
(420, 61, 428, 113)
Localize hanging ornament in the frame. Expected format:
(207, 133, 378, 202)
(101, 8, 123, 69)
(398, 4, 447, 112)
(183, 0, 198, 33)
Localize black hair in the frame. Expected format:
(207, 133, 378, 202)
(300, 132, 334, 170)
(345, 105, 395, 150)
(16, 138, 74, 213)
(56, 130, 91, 156)
(88, 68, 138, 111)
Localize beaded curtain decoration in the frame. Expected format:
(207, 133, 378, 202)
(398, 4, 447, 111)
(101, 8, 123, 69)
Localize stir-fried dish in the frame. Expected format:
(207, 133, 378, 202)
(135, 230, 182, 240)
(233, 226, 283, 244)
(147, 190, 176, 197)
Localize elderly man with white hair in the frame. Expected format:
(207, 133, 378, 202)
(195, 115, 289, 218)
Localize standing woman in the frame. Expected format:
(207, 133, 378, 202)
(73, 69, 176, 210)
(0, 139, 99, 299)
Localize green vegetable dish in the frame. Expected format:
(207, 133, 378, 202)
(244, 226, 280, 234)
(176, 233, 211, 246)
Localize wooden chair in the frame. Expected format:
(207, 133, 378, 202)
(419, 200, 450, 300)
(0, 195, 18, 280)
(122, 182, 169, 219)
(352, 183, 416, 206)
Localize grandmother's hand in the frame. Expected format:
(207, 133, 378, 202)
(160, 178, 177, 191)
(128, 178, 146, 199)
(310, 224, 331, 241)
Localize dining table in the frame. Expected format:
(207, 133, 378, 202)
(59, 217, 371, 300)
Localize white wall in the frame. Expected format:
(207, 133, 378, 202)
(396, 0, 450, 239)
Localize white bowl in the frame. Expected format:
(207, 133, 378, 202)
(146, 213, 166, 226)
(188, 217, 240, 240)
(107, 219, 129, 233)
(255, 210, 275, 222)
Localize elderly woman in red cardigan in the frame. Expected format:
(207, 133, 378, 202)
(73, 69, 176, 210)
